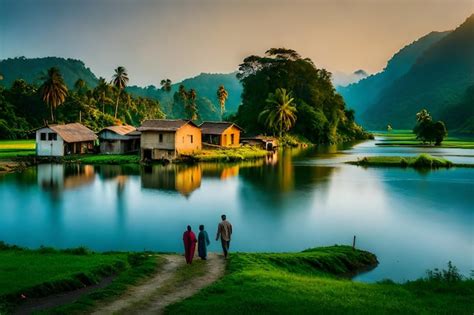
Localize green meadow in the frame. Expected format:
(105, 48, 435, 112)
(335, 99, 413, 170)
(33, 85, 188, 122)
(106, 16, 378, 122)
(374, 130, 474, 149)
(166, 246, 474, 315)
(0, 140, 35, 159)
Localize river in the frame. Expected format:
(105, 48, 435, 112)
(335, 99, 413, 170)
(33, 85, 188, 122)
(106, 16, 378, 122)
(0, 138, 473, 282)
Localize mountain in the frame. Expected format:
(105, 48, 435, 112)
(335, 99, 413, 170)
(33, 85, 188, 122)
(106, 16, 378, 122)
(337, 31, 450, 116)
(361, 14, 474, 131)
(0, 57, 99, 88)
(332, 69, 368, 87)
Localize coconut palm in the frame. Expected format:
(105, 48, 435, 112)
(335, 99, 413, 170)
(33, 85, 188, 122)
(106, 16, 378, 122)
(258, 88, 297, 137)
(216, 85, 228, 119)
(186, 88, 198, 120)
(111, 66, 129, 119)
(41, 67, 68, 122)
(160, 79, 172, 92)
(94, 77, 113, 113)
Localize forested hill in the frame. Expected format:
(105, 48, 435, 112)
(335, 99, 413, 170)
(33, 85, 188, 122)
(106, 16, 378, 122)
(0, 57, 99, 88)
(361, 14, 474, 132)
(127, 72, 243, 115)
(337, 31, 450, 115)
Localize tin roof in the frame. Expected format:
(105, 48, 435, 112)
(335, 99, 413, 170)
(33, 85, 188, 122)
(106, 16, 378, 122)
(47, 123, 97, 143)
(100, 125, 138, 136)
(199, 121, 244, 135)
(137, 119, 198, 132)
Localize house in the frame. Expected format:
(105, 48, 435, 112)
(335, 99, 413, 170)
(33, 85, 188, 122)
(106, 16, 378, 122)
(137, 119, 202, 160)
(36, 123, 97, 156)
(98, 125, 140, 154)
(241, 135, 278, 151)
(199, 121, 243, 147)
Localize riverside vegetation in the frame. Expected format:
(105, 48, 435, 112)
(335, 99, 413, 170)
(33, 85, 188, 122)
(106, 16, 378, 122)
(2, 243, 473, 314)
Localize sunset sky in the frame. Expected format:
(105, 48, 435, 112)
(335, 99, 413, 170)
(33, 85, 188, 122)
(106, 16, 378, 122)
(1, 0, 473, 86)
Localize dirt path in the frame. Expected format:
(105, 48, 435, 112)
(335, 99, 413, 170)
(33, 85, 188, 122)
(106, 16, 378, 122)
(93, 253, 225, 315)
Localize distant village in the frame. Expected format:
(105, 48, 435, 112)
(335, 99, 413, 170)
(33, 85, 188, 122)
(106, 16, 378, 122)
(34, 120, 277, 161)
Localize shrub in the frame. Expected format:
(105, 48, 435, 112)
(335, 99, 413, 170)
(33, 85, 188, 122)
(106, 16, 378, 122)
(426, 261, 464, 282)
(413, 154, 433, 168)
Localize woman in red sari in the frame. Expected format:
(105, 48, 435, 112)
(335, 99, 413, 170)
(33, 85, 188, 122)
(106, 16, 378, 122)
(183, 225, 197, 264)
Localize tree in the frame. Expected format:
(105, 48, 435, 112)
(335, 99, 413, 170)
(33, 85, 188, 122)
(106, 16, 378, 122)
(416, 109, 432, 123)
(111, 66, 129, 119)
(216, 85, 229, 119)
(432, 121, 447, 145)
(258, 88, 297, 137)
(160, 79, 172, 92)
(413, 109, 447, 145)
(41, 67, 68, 122)
(94, 77, 113, 113)
(186, 89, 198, 120)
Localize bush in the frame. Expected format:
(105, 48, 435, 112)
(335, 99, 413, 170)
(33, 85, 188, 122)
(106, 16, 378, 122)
(426, 261, 464, 282)
(413, 154, 433, 168)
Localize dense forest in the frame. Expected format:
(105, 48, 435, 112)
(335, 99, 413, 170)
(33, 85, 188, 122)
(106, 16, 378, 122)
(233, 48, 370, 144)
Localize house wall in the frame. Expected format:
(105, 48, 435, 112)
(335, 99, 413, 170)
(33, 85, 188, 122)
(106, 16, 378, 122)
(220, 126, 241, 147)
(175, 124, 202, 154)
(99, 131, 140, 154)
(141, 130, 176, 159)
(36, 127, 64, 156)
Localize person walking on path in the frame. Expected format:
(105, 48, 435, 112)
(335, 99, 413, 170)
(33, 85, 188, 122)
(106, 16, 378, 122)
(198, 224, 210, 260)
(183, 225, 197, 264)
(216, 214, 232, 259)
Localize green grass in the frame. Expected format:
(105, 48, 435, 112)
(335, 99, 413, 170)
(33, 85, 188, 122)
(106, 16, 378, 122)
(347, 154, 463, 168)
(374, 130, 474, 149)
(0, 242, 160, 314)
(64, 154, 140, 165)
(166, 246, 474, 315)
(191, 146, 269, 162)
(0, 140, 35, 159)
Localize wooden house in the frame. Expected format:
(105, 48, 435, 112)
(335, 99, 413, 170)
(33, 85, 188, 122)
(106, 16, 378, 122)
(98, 125, 140, 154)
(241, 135, 278, 151)
(137, 119, 202, 160)
(36, 123, 97, 157)
(199, 121, 243, 147)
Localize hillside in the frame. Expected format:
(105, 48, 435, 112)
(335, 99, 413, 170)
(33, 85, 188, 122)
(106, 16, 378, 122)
(337, 31, 450, 116)
(127, 72, 243, 116)
(0, 57, 99, 88)
(361, 14, 474, 131)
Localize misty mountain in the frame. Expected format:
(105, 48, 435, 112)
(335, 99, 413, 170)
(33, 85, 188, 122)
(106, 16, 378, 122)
(337, 31, 450, 115)
(0, 57, 99, 88)
(332, 69, 368, 87)
(361, 14, 474, 131)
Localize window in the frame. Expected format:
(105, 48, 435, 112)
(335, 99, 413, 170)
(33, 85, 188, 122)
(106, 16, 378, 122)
(188, 135, 193, 143)
(48, 133, 57, 141)
(231, 134, 235, 144)
(159, 133, 163, 143)
(40, 133, 47, 141)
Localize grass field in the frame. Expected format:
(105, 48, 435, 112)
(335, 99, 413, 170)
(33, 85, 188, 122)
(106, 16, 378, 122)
(374, 130, 474, 149)
(191, 146, 269, 162)
(64, 154, 141, 165)
(166, 246, 474, 315)
(0, 243, 160, 313)
(0, 140, 35, 159)
(346, 153, 472, 168)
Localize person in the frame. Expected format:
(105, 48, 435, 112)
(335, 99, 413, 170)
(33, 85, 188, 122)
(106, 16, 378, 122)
(216, 214, 232, 258)
(198, 224, 210, 260)
(183, 225, 197, 264)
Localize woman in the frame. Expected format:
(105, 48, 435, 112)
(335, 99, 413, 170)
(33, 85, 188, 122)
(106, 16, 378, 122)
(198, 224, 210, 260)
(183, 225, 197, 264)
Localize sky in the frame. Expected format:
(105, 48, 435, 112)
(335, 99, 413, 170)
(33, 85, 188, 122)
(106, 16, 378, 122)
(1, 0, 473, 86)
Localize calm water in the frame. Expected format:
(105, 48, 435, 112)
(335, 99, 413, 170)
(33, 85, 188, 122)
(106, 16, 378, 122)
(0, 140, 473, 282)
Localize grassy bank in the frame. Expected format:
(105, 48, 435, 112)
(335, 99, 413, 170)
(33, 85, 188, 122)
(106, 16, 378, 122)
(64, 154, 140, 165)
(374, 130, 474, 149)
(347, 154, 460, 168)
(166, 246, 474, 314)
(0, 242, 160, 314)
(0, 140, 35, 159)
(190, 146, 269, 162)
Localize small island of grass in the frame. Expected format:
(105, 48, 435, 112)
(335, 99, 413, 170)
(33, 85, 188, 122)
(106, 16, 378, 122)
(347, 154, 458, 169)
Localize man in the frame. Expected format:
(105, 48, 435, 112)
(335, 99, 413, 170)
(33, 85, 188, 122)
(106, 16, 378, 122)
(216, 214, 232, 258)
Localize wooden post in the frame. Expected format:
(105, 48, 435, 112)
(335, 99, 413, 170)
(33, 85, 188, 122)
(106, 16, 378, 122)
(352, 235, 356, 250)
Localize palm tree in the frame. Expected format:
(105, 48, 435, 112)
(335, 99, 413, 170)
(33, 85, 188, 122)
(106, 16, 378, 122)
(216, 85, 228, 119)
(258, 88, 297, 137)
(41, 67, 68, 122)
(111, 66, 129, 119)
(160, 79, 172, 92)
(94, 77, 113, 113)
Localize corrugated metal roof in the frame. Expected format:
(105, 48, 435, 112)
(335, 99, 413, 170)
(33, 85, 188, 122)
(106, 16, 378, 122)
(199, 121, 244, 135)
(137, 119, 198, 132)
(48, 123, 97, 143)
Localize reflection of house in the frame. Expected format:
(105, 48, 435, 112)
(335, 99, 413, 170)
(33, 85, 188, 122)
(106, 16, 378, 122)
(36, 123, 97, 156)
(141, 165, 202, 197)
(37, 164, 95, 191)
(98, 125, 140, 154)
(199, 121, 243, 147)
(241, 136, 277, 151)
(138, 119, 202, 160)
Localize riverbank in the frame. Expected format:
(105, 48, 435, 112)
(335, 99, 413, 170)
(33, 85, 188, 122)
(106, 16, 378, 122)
(347, 154, 474, 169)
(0, 140, 35, 174)
(374, 130, 474, 149)
(167, 246, 474, 314)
